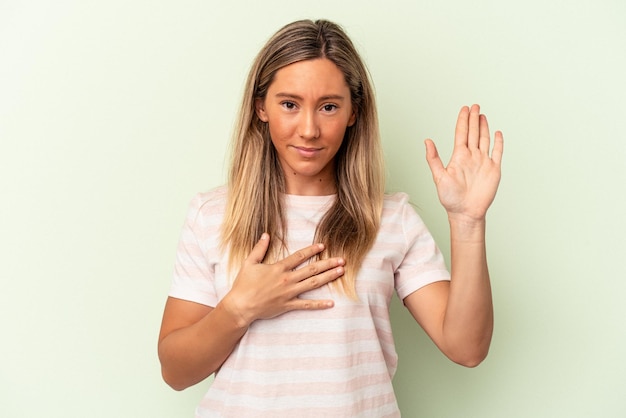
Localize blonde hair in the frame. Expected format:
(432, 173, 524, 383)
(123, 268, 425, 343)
(221, 19, 384, 298)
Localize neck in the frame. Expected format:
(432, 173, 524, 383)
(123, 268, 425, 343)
(283, 174, 337, 196)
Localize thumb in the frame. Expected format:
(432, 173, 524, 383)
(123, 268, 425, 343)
(245, 233, 271, 265)
(424, 139, 445, 182)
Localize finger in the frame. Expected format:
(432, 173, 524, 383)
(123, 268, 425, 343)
(244, 233, 270, 265)
(467, 104, 480, 149)
(491, 130, 504, 165)
(302, 264, 344, 292)
(293, 262, 345, 300)
(454, 105, 470, 148)
(478, 114, 491, 154)
(424, 139, 445, 183)
(291, 256, 345, 283)
(278, 243, 326, 271)
(286, 298, 335, 311)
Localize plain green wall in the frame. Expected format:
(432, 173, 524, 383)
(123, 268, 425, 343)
(1, 0, 625, 416)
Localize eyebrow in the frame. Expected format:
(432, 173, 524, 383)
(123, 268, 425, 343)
(274, 92, 347, 102)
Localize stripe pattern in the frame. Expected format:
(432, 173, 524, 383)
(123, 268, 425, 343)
(170, 186, 450, 417)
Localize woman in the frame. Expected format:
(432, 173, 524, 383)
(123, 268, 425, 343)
(158, 19, 503, 417)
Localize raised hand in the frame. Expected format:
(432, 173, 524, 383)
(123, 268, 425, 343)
(222, 233, 345, 326)
(425, 104, 503, 222)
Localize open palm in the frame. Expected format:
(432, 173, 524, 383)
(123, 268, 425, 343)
(425, 105, 503, 222)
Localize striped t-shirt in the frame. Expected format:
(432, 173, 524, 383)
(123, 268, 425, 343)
(170, 186, 450, 417)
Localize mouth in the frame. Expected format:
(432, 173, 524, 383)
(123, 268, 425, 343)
(293, 146, 323, 158)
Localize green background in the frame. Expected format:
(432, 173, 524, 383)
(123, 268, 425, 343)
(2, 0, 625, 416)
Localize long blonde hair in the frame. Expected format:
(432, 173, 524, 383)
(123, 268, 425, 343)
(221, 19, 384, 298)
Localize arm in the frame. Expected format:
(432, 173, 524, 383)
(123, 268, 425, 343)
(158, 298, 245, 391)
(405, 104, 503, 367)
(158, 234, 345, 390)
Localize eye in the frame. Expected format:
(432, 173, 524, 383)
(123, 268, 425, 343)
(281, 101, 297, 110)
(322, 104, 338, 112)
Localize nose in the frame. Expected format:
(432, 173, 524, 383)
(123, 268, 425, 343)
(297, 109, 320, 140)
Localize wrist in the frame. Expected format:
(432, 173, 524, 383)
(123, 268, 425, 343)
(448, 214, 486, 243)
(218, 294, 254, 330)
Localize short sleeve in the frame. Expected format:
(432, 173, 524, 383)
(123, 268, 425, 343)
(394, 197, 450, 301)
(168, 194, 219, 307)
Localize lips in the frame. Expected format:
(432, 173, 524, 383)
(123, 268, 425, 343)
(293, 146, 322, 158)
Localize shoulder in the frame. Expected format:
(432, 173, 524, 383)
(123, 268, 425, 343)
(186, 185, 229, 224)
(382, 192, 419, 218)
(192, 185, 228, 206)
(383, 191, 411, 207)
(381, 191, 427, 230)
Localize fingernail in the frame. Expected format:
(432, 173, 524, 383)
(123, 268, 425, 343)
(261, 233, 268, 240)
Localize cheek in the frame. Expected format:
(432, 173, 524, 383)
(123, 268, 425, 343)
(267, 118, 293, 142)
(327, 121, 349, 142)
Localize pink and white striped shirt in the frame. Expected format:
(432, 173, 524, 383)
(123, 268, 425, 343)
(170, 186, 450, 417)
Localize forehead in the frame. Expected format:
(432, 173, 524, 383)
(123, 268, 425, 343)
(268, 58, 350, 95)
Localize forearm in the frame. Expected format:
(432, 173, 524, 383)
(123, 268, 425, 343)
(158, 299, 249, 391)
(442, 216, 494, 366)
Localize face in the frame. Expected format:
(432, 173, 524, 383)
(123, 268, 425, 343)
(255, 58, 356, 195)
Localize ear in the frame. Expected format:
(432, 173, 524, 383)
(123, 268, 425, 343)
(347, 110, 356, 127)
(255, 98, 268, 122)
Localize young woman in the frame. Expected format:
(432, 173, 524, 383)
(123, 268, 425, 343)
(158, 19, 503, 417)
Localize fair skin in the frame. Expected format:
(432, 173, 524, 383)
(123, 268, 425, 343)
(158, 58, 503, 390)
(256, 58, 356, 195)
(407, 105, 502, 366)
